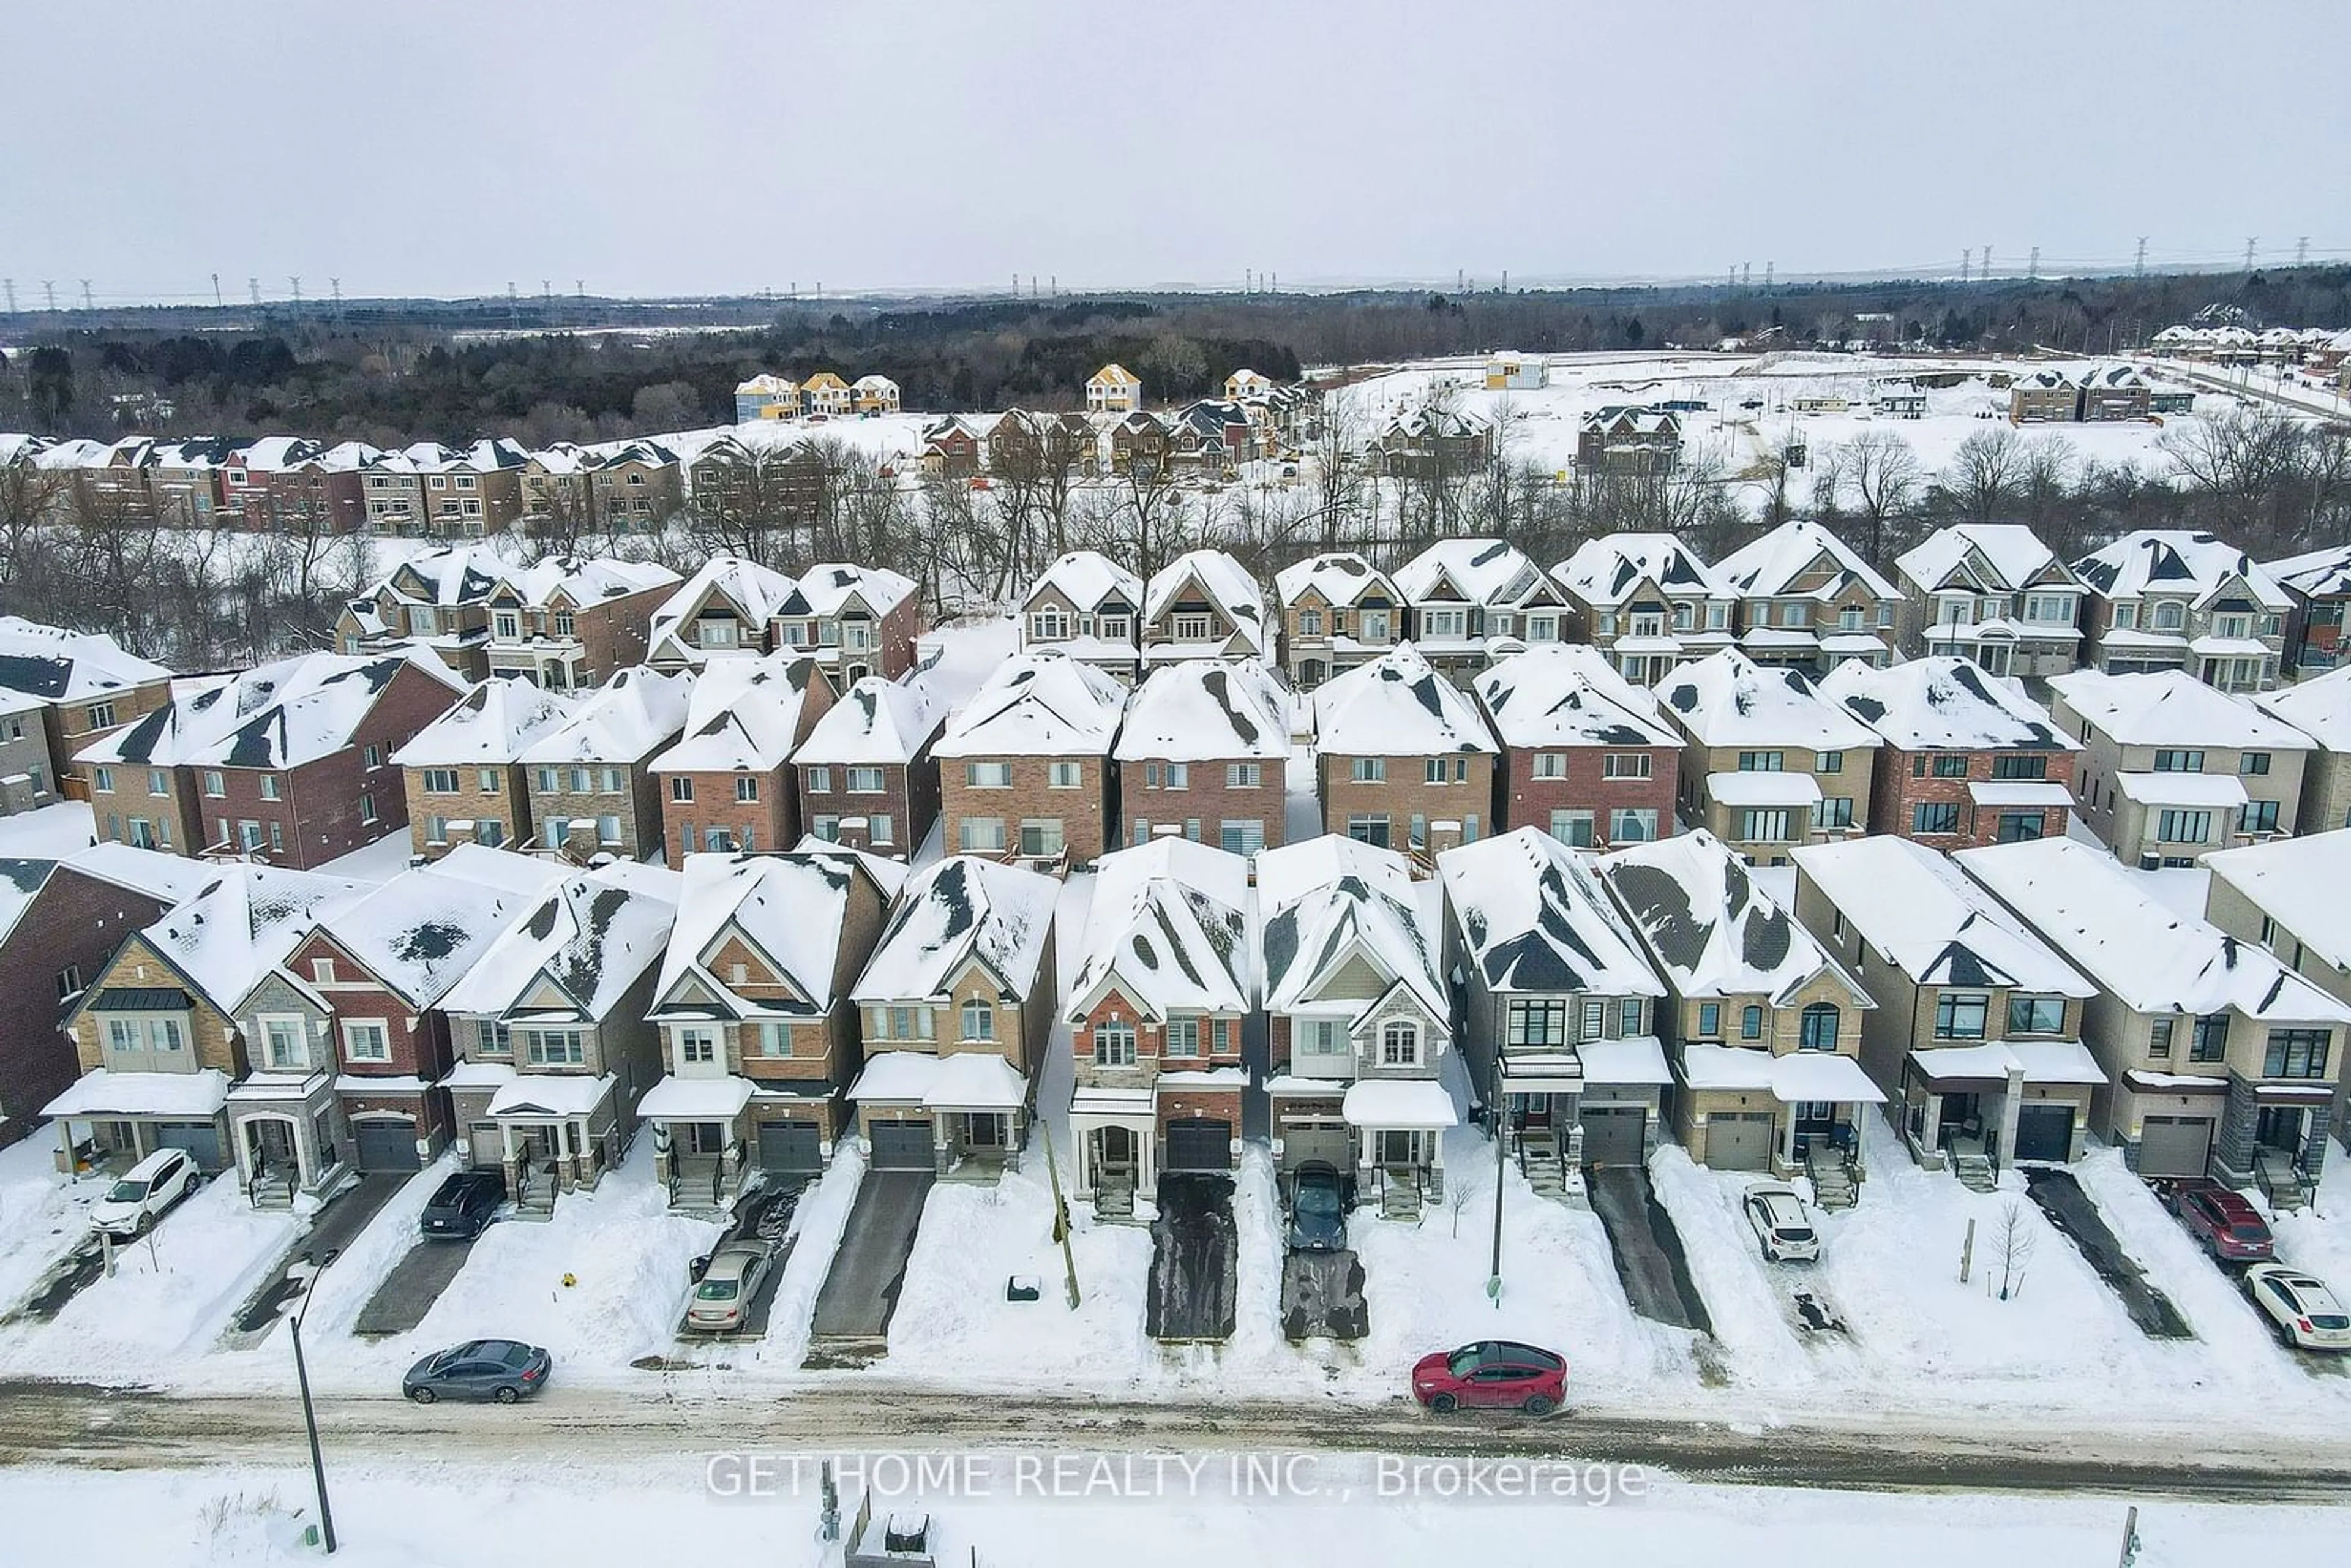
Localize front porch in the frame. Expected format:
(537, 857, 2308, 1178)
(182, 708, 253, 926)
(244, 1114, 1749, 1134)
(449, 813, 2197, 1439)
(227, 1071, 350, 1209)
(2223, 1079, 2334, 1210)
(1070, 1084, 1156, 1217)
(642, 1073, 757, 1212)
(1341, 1078, 1458, 1221)
(847, 1049, 1030, 1180)
(484, 1073, 620, 1214)
(1902, 1041, 2105, 1190)
(42, 1068, 234, 1177)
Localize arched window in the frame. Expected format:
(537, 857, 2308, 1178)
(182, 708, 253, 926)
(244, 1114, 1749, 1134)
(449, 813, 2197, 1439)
(961, 997, 997, 1043)
(1381, 1021, 1420, 1067)
(1800, 1003, 1840, 1052)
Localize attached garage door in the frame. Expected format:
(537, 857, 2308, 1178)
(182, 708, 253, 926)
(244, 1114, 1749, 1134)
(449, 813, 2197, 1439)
(1164, 1119, 1234, 1172)
(2136, 1115, 2213, 1180)
(1280, 1122, 1352, 1172)
(353, 1119, 422, 1172)
(757, 1120, 823, 1174)
(1705, 1112, 1775, 1172)
(1579, 1105, 1648, 1168)
(467, 1122, 504, 1170)
(868, 1119, 935, 1170)
(151, 1121, 222, 1172)
(2012, 1103, 2075, 1165)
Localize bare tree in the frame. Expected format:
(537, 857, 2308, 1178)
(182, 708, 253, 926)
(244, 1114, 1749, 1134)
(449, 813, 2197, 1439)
(1990, 1199, 2037, 1302)
(1834, 429, 1923, 565)
(1945, 427, 2023, 524)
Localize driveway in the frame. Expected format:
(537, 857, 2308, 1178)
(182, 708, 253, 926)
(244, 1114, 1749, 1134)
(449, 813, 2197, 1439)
(228, 1174, 407, 1340)
(1279, 1248, 1366, 1341)
(1587, 1166, 1712, 1333)
(354, 1234, 479, 1338)
(2023, 1169, 2192, 1338)
(806, 1169, 934, 1357)
(1147, 1174, 1238, 1343)
(679, 1180, 806, 1341)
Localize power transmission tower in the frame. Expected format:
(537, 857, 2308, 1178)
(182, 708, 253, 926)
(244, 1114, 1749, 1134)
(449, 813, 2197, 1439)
(289, 276, 302, 304)
(329, 277, 341, 309)
(1982, 245, 1993, 277)
(2245, 237, 2257, 271)
(1, 280, 13, 315)
(1742, 262, 1750, 287)
(1764, 261, 1774, 289)
(2028, 246, 2039, 280)
(79, 280, 93, 310)
(249, 277, 261, 306)
(542, 280, 552, 305)
(2135, 238, 2147, 278)
(2297, 236, 2309, 266)
(42, 281, 56, 311)
(1960, 250, 1970, 283)
(576, 280, 585, 301)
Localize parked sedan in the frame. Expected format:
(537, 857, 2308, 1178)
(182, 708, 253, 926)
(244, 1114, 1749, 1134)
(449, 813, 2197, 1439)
(1410, 1340, 1566, 1416)
(1742, 1182, 1822, 1264)
(88, 1148, 202, 1239)
(2243, 1264, 2351, 1351)
(2171, 1180, 2275, 1263)
(403, 1339, 553, 1403)
(685, 1240, 774, 1333)
(420, 1170, 506, 1240)
(1286, 1160, 1347, 1254)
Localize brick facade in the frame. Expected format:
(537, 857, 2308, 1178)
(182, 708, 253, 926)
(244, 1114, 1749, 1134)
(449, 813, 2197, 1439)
(1316, 751, 1496, 853)
(939, 754, 1113, 866)
(407, 763, 532, 857)
(1865, 743, 2080, 849)
(661, 766, 796, 856)
(1116, 752, 1285, 852)
(799, 758, 937, 858)
(1494, 743, 1678, 841)
(0, 867, 181, 1148)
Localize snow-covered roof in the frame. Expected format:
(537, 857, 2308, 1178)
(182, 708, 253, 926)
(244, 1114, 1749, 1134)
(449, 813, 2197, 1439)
(1600, 830, 1869, 1007)
(1027, 550, 1141, 612)
(1791, 835, 2095, 995)
(63, 841, 218, 907)
(362, 547, 508, 610)
(2251, 665, 2351, 752)
(0, 616, 172, 705)
(645, 557, 800, 661)
(932, 649, 1128, 759)
(852, 855, 1059, 1003)
(1653, 648, 1879, 751)
(1553, 533, 1734, 607)
(778, 562, 917, 620)
(1112, 658, 1288, 763)
(488, 1073, 613, 1117)
(654, 848, 910, 1019)
(437, 860, 681, 1021)
(2072, 530, 2290, 609)
(137, 865, 371, 1016)
(517, 667, 693, 766)
(1259, 835, 1444, 1016)
(793, 672, 943, 767)
(1958, 837, 2351, 1022)
(1273, 552, 1400, 610)
(1341, 1078, 1459, 1131)
(1144, 549, 1267, 653)
(1821, 656, 2075, 752)
(1895, 524, 2068, 594)
(1065, 838, 1253, 1022)
(2049, 669, 2312, 752)
(1474, 643, 1681, 749)
(1312, 643, 1496, 756)
(312, 848, 562, 1007)
(2205, 828, 2351, 972)
(392, 678, 582, 768)
(43, 1067, 231, 1120)
(1436, 828, 1665, 1000)
(490, 555, 680, 610)
(849, 1050, 1027, 1110)
(649, 653, 824, 773)
(1715, 520, 1899, 601)
(1393, 539, 1551, 609)
(80, 648, 464, 771)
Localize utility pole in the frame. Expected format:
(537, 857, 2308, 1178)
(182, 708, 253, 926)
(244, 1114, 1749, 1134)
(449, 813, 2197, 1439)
(2135, 237, 2147, 279)
(1488, 1056, 1506, 1307)
(290, 1250, 342, 1552)
(1040, 1121, 1081, 1309)
(211, 272, 223, 309)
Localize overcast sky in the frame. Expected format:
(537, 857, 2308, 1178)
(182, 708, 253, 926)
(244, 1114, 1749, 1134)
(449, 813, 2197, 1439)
(6, 1, 2343, 305)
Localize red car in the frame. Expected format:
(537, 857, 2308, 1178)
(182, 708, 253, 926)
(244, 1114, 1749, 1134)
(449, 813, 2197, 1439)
(2173, 1180, 2275, 1263)
(1410, 1340, 1565, 1415)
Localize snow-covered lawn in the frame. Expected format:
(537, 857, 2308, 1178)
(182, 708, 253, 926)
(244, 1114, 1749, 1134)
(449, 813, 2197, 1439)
(0, 1133, 110, 1313)
(0, 800, 94, 858)
(2266, 1155, 2351, 1290)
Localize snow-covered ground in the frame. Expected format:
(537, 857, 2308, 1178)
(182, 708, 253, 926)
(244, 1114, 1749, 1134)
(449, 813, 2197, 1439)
(0, 1133, 110, 1310)
(0, 800, 95, 858)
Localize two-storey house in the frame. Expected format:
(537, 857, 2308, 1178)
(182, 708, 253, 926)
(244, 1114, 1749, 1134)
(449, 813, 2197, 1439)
(2204, 828, 2351, 1168)
(2263, 542, 2351, 674)
(1140, 549, 1270, 669)
(482, 555, 681, 691)
(795, 672, 945, 858)
(2072, 530, 2290, 691)
(643, 556, 801, 671)
(2253, 666, 2351, 834)
(1553, 532, 1738, 686)
(847, 856, 1060, 1176)
(588, 440, 685, 533)
(1313, 644, 1497, 863)
(934, 650, 1128, 869)
(1086, 363, 1145, 415)
(394, 677, 582, 858)
(1272, 552, 1404, 691)
(1653, 648, 1880, 865)
(1392, 539, 1573, 680)
(0, 616, 174, 771)
(1715, 519, 1901, 673)
(640, 848, 908, 1207)
(1892, 523, 2085, 680)
(1475, 643, 1681, 847)
(220, 436, 374, 536)
(518, 668, 693, 863)
(1823, 656, 2082, 849)
(1019, 550, 1144, 680)
(773, 563, 921, 684)
(650, 653, 833, 855)
(1113, 658, 1290, 854)
(334, 546, 503, 679)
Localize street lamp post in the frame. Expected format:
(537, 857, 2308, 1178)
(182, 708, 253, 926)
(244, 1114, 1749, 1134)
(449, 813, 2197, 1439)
(289, 1251, 339, 1553)
(1488, 1056, 1505, 1307)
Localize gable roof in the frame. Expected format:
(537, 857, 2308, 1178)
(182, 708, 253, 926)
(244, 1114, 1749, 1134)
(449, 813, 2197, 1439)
(392, 678, 583, 768)
(646, 557, 801, 661)
(1394, 538, 1549, 607)
(1144, 549, 1268, 654)
(490, 555, 680, 610)
(2205, 828, 2351, 973)
(1475, 644, 1681, 749)
(1065, 839, 1253, 1021)
(654, 849, 910, 1019)
(1258, 835, 1442, 1015)
(852, 855, 1059, 1002)
(1791, 835, 2096, 994)
(1273, 552, 1399, 610)
(1028, 550, 1142, 612)
(2252, 665, 2351, 752)
(1821, 656, 2075, 752)
(1895, 524, 2068, 594)
(437, 860, 681, 1020)
(1715, 520, 1900, 601)
(1599, 830, 1867, 1006)
(2050, 669, 2312, 751)
(2264, 542, 2351, 602)
(311, 847, 562, 1007)
(648, 654, 825, 773)
(1653, 648, 1880, 751)
(1313, 644, 1496, 756)
(368, 547, 508, 610)
(778, 562, 917, 620)
(2071, 530, 2290, 609)
(517, 667, 694, 766)
(0, 617, 171, 705)
(1553, 533, 1733, 607)
(80, 649, 464, 770)
(793, 672, 943, 767)
(1113, 658, 1288, 763)
(1436, 827, 1663, 1000)
(933, 650, 1128, 759)
(137, 865, 372, 1016)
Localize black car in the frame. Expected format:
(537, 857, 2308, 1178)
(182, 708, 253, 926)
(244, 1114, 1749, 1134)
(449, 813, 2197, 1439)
(403, 1339, 552, 1404)
(421, 1170, 506, 1240)
(1288, 1160, 1348, 1253)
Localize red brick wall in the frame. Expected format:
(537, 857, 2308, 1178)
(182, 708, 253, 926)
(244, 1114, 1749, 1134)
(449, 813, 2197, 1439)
(283, 932, 452, 1079)
(1117, 752, 1286, 849)
(1496, 744, 1679, 836)
(661, 766, 797, 854)
(0, 869, 178, 1146)
(1317, 752, 1496, 846)
(939, 753, 1111, 864)
(1867, 744, 2080, 849)
(799, 760, 934, 857)
(576, 586, 670, 683)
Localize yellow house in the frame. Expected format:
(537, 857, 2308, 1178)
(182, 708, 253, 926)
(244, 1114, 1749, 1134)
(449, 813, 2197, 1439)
(1087, 363, 1144, 414)
(801, 372, 853, 418)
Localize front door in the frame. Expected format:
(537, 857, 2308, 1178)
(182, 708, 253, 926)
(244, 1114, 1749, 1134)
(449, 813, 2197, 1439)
(2255, 1105, 2307, 1154)
(249, 1118, 295, 1179)
(963, 1112, 1006, 1150)
(1097, 1124, 1139, 1174)
(685, 1122, 727, 1156)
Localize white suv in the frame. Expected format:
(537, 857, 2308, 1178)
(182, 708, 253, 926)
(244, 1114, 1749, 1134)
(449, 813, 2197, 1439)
(2244, 1263, 2351, 1351)
(88, 1148, 202, 1239)
(1743, 1181, 1823, 1263)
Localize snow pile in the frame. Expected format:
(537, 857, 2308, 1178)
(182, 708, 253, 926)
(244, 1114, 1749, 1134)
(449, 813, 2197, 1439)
(756, 1146, 869, 1369)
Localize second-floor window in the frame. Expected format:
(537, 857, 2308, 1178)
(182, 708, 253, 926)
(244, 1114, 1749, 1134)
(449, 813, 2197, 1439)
(525, 1027, 585, 1065)
(961, 997, 997, 1043)
(2153, 749, 2204, 773)
(1990, 754, 2047, 780)
(1093, 1021, 1136, 1067)
(1738, 751, 1783, 773)
(494, 612, 520, 640)
(679, 1029, 717, 1065)
(1352, 758, 1385, 784)
(1381, 1021, 1420, 1067)
(1298, 609, 1322, 636)
(259, 775, 280, 801)
(260, 1015, 309, 1070)
(342, 1020, 390, 1063)
(1507, 999, 1567, 1047)
(424, 769, 460, 794)
(2190, 1014, 2229, 1063)
(737, 776, 760, 802)
(1049, 761, 1081, 789)
(2265, 1029, 2330, 1079)
(2008, 996, 2064, 1035)
(1935, 993, 1989, 1039)
(1172, 613, 1213, 642)
(965, 762, 1011, 789)
(2240, 752, 2271, 776)
(1604, 753, 1651, 780)
(671, 777, 694, 802)
(1030, 610, 1071, 642)
(847, 767, 885, 793)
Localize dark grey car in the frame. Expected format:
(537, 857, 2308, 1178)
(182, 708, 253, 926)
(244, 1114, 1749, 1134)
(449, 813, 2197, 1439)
(403, 1338, 552, 1404)
(1288, 1160, 1347, 1253)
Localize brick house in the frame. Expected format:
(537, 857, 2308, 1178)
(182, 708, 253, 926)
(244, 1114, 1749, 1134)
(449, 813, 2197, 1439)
(1112, 658, 1291, 854)
(934, 650, 1128, 869)
(2079, 364, 2153, 421)
(1435, 828, 1671, 1192)
(1653, 648, 1880, 866)
(795, 672, 946, 858)
(1823, 656, 2082, 849)
(1312, 643, 1498, 862)
(220, 436, 374, 535)
(1553, 533, 1738, 686)
(1959, 837, 2349, 1190)
(1892, 523, 2085, 681)
(433, 861, 681, 1207)
(334, 546, 505, 680)
(1065, 839, 1253, 1212)
(1575, 405, 1682, 475)
(1791, 836, 2104, 1182)
(2007, 368, 2080, 422)
(1599, 831, 1878, 1186)
(0, 615, 175, 777)
(772, 563, 921, 684)
(1717, 520, 1902, 673)
(49, 866, 366, 1195)
(2051, 669, 2312, 866)
(1272, 552, 1404, 691)
(588, 440, 684, 533)
(0, 691, 58, 816)
(0, 844, 209, 1151)
(846, 856, 1061, 1176)
(394, 677, 583, 858)
(78, 649, 467, 867)
(364, 440, 528, 539)
(1140, 549, 1270, 669)
(482, 555, 681, 691)
(144, 438, 236, 528)
(1259, 835, 1455, 1215)
(1019, 550, 1144, 679)
(2252, 666, 2351, 835)
(518, 667, 694, 862)
(643, 555, 801, 671)
(2264, 543, 2351, 674)
(2072, 530, 2290, 691)
(684, 438, 831, 542)
(650, 653, 834, 856)
(1393, 539, 1573, 681)
(920, 416, 984, 479)
(641, 848, 909, 1205)
(1474, 643, 1681, 847)
(283, 847, 561, 1172)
